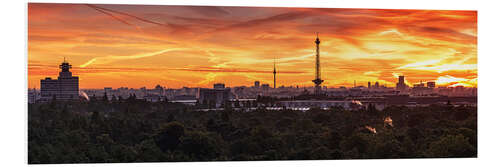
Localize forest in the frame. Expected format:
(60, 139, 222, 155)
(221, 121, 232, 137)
(28, 95, 477, 163)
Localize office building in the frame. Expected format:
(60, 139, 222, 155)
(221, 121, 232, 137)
(198, 83, 231, 108)
(396, 76, 407, 91)
(254, 81, 260, 88)
(40, 59, 79, 101)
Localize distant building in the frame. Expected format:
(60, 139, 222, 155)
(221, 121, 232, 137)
(374, 82, 380, 89)
(154, 84, 164, 95)
(104, 87, 112, 93)
(413, 82, 425, 88)
(28, 88, 40, 104)
(368, 82, 371, 89)
(262, 84, 270, 89)
(173, 95, 196, 101)
(411, 81, 431, 96)
(198, 83, 231, 108)
(396, 76, 407, 91)
(103, 87, 112, 100)
(40, 59, 79, 102)
(427, 81, 436, 89)
(254, 81, 260, 88)
(279, 100, 363, 110)
(213, 83, 226, 89)
(144, 94, 166, 102)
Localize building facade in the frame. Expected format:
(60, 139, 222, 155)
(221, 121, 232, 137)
(40, 60, 79, 102)
(396, 76, 407, 91)
(28, 88, 40, 104)
(254, 81, 260, 88)
(198, 83, 231, 108)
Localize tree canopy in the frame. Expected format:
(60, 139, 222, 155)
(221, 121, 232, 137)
(28, 99, 477, 163)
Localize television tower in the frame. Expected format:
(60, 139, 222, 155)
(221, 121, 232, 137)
(273, 57, 277, 89)
(312, 33, 324, 95)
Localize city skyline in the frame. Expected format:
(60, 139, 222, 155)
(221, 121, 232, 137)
(28, 4, 477, 89)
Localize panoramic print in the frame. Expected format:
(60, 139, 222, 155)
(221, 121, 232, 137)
(28, 3, 477, 163)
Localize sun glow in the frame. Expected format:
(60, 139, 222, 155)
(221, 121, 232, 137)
(435, 75, 477, 87)
(28, 4, 477, 89)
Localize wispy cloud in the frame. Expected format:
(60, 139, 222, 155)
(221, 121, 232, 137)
(397, 57, 476, 73)
(28, 4, 477, 88)
(435, 75, 476, 87)
(79, 48, 187, 67)
(79, 58, 97, 68)
(171, 66, 304, 74)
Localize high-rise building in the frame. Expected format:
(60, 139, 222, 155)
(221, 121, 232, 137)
(311, 33, 324, 95)
(368, 82, 371, 89)
(254, 81, 260, 88)
(40, 59, 79, 102)
(374, 81, 380, 89)
(396, 76, 407, 91)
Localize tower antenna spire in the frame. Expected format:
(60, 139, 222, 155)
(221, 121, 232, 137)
(312, 32, 324, 95)
(273, 55, 277, 89)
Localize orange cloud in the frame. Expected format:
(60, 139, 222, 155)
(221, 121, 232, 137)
(28, 3, 477, 89)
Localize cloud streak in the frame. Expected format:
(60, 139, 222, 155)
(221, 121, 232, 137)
(86, 4, 142, 31)
(86, 4, 172, 27)
(79, 48, 187, 67)
(28, 4, 477, 88)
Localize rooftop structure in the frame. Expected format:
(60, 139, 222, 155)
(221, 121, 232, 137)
(40, 58, 79, 101)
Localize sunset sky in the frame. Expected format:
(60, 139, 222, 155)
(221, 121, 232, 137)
(28, 3, 477, 89)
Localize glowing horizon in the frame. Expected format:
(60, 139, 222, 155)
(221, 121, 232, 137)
(28, 3, 477, 89)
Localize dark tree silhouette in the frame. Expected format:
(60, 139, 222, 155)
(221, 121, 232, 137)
(27, 99, 477, 163)
(156, 122, 185, 152)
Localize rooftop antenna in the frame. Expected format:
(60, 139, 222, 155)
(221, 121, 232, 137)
(273, 55, 277, 89)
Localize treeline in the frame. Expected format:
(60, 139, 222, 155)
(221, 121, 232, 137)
(28, 98, 476, 163)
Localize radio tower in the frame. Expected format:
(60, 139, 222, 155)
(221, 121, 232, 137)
(273, 56, 277, 89)
(312, 33, 324, 95)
